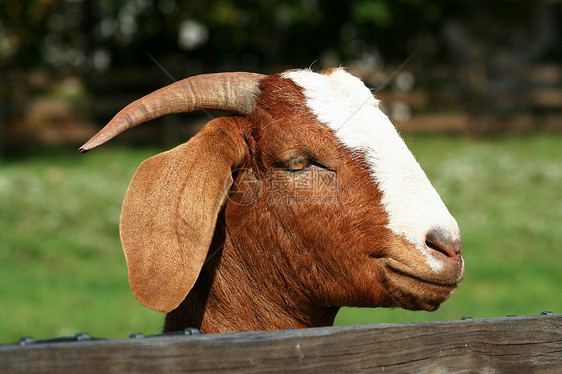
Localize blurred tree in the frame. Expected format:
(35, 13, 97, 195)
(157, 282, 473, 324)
(0, 0, 560, 151)
(2, 0, 558, 73)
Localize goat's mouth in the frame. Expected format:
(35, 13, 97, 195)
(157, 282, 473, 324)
(382, 259, 462, 311)
(386, 262, 459, 288)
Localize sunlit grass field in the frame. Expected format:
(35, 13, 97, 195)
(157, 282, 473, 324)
(1, 133, 561, 343)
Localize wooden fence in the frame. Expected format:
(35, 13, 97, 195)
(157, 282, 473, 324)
(1, 313, 560, 373)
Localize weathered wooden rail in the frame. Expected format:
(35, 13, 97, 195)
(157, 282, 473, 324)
(1, 313, 561, 373)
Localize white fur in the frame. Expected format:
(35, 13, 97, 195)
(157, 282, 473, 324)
(283, 68, 460, 273)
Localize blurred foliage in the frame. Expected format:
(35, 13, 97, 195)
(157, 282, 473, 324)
(1, 0, 559, 74)
(2, 0, 560, 152)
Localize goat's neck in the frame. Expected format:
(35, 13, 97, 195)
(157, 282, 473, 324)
(163, 214, 339, 333)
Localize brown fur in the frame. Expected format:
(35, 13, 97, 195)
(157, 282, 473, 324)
(119, 72, 462, 334)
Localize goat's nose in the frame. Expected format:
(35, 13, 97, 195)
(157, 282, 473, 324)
(425, 227, 462, 258)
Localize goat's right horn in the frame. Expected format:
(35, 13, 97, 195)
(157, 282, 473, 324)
(79, 72, 265, 152)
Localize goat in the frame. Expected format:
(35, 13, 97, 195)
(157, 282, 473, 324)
(80, 68, 464, 333)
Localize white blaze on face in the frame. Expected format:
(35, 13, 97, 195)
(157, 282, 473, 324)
(283, 68, 460, 273)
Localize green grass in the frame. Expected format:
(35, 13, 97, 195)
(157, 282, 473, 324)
(1, 133, 561, 343)
(0, 147, 165, 342)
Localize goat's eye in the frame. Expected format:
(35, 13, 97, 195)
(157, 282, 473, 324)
(285, 156, 310, 172)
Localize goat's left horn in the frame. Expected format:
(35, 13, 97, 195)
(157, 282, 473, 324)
(79, 72, 265, 152)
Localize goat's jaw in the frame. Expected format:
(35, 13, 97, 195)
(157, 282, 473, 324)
(379, 234, 464, 311)
(383, 265, 459, 311)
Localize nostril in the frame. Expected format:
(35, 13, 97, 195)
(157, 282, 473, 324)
(425, 228, 462, 258)
(425, 239, 449, 257)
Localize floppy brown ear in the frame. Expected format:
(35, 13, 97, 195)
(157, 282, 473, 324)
(120, 117, 248, 313)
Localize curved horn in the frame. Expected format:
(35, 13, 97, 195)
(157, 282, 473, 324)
(79, 72, 265, 152)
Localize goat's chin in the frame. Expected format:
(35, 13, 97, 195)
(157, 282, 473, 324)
(382, 264, 459, 311)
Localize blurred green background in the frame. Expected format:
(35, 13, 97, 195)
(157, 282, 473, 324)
(1, 0, 561, 343)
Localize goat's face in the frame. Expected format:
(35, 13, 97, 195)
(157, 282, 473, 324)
(81, 68, 463, 320)
(228, 69, 464, 311)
